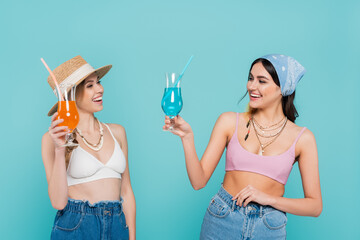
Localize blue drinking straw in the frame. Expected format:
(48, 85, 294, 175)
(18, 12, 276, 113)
(175, 55, 193, 87)
(164, 55, 194, 99)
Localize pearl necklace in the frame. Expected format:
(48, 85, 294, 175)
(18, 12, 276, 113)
(76, 118, 104, 151)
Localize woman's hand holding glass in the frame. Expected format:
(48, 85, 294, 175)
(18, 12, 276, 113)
(55, 84, 79, 147)
(48, 112, 70, 149)
(161, 73, 183, 131)
(163, 115, 193, 138)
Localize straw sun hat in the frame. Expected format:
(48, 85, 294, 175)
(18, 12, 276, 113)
(46, 55, 112, 116)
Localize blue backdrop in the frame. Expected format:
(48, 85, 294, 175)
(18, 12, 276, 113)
(1, 0, 359, 239)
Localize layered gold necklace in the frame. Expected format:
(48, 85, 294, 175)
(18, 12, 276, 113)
(247, 115, 287, 156)
(75, 118, 104, 151)
(252, 116, 287, 138)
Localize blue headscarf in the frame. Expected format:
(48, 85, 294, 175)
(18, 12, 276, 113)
(261, 54, 306, 96)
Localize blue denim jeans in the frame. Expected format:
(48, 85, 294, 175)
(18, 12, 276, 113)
(200, 186, 287, 240)
(51, 198, 129, 240)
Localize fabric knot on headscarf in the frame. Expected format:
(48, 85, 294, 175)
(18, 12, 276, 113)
(261, 54, 306, 96)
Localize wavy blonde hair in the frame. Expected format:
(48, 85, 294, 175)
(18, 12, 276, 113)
(65, 131, 79, 168)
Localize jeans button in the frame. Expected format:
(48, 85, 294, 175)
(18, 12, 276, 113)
(248, 206, 253, 211)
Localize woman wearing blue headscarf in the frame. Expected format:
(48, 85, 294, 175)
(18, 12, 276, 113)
(163, 54, 322, 239)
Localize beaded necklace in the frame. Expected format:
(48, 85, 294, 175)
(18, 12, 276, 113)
(76, 118, 104, 151)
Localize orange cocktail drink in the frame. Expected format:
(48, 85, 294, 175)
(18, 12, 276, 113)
(57, 100, 79, 131)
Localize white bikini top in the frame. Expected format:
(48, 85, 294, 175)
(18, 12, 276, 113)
(67, 123, 126, 186)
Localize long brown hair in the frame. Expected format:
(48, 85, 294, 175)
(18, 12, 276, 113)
(240, 58, 299, 122)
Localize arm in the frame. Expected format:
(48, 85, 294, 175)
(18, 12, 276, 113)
(271, 129, 322, 216)
(41, 112, 70, 210)
(234, 129, 322, 217)
(163, 112, 234, 190)
(111, 124, 136, 240)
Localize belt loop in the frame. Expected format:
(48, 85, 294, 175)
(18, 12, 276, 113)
(81, 202, 85, 214)
(260, 206, 263, 218)
(231, 199, 236, 211)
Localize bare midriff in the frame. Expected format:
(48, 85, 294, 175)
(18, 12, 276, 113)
(68, 178, 122, 204)
(223, 171, 285, 197)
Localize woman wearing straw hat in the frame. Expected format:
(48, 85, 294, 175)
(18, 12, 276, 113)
(163, 54, 322, 239)
(41, 56, 135, 240)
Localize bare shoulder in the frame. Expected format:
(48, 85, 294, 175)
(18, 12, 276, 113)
(298, 127, 316, 145)
(216, 111, 249, 126)
(42, 131, 50, 143)
(106, 123, 125, 134)
(42, 131, 54, 149)
(214, 112, 241, 138)
(217, 111, 237, 123)
(216, 112, 237, 129)
(288, 122, 316, 148)
(105, 123, 127, 146)
(285, 121, 304, 134)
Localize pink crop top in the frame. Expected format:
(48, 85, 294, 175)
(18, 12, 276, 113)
(225, 113, 306, 185)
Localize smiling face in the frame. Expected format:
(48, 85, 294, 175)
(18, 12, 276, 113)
(75, 73, 104, 114)
(247, 62, 282, 110)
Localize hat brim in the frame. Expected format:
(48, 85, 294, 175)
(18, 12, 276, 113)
(47, 64, 112, 116)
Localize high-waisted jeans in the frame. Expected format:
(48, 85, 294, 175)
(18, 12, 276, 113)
(51, 198, 129, 240)
(200, 186, 287, 240)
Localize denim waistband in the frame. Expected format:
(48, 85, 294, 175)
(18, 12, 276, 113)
(217, 185, 280, 216)
(61, 198, 123, 215)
